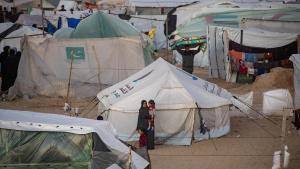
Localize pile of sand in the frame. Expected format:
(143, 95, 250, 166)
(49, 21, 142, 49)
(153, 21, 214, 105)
(252, 67, 293, 91)
(231, 67, 294, 105)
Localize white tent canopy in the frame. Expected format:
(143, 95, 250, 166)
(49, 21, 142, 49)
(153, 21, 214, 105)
(290, 54, 300, 109)
(0, 109, 149, 169)
(227, 27, 298, 48)
(9, 36, 145, 98)
(97, 58, 232, 145)
(241, 19, 300, 34)
(128, 0, 200, 7)
(0, 23, 49, 52)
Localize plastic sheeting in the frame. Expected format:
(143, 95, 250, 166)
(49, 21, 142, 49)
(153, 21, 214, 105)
(290, 54, 300, 109)
(0, 109, 149, 169)
(129, 15, 167, 49)
(208, 26, 228, 79)
(227, 28, 298, 48)
(71, 12, 138, 38)
(241, 19, 300, 34)
(262, 89, 293, 116)
(9, 36, 146, 98)
(128, 0, 199, 7)
(174, 7, 300, 39)
(0, 129, 94, 168)
(16, 14, 46, 27)
(0, 25, 48, 52)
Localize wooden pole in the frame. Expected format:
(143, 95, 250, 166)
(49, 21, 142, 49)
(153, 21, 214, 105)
(166, 17, 169, 49)
(66, 50, 75, 108)
(41, 0, 45, 37)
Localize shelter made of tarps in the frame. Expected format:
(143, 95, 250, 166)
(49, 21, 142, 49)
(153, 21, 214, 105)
(241, 18, 300, 34)
(174, 7, 300, 39)
(262, 89, 293, 116)
(290, 54, 300, 109)
(128, 0, 200, 7)
(0, 23, 50, 52)
(16, 14, 46, 27)
(97, 58, 232, 145)
(9, 35, 146, 98)
(129, 15, 167, 49)
(0, 109, 149, 169)
(207, 25, 298, 80)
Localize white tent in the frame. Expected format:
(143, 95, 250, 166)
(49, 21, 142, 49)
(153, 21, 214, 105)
(0, 109, 149, 169)
(290, 54, 300, 109)
(97, 58, 232, 145)
(9, 35, 146, 98)
(262, 89, 293, 116)
(0, 23, 48, 52)
(16, 14, 46, 27)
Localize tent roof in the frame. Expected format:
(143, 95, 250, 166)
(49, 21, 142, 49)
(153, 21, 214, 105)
(97, 58, 232, 112)
(71, 12, 139, 38)
(0, 109, 149, 169)
(174, 6, 300, 38)
(128, 0, 201, 7)
(225, 27, 298, 48)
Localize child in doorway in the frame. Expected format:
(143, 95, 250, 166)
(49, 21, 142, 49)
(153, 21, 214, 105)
(147, 100, 155, 131)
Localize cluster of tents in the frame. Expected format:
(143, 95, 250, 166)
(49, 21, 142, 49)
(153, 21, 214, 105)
(0, 1, 300, 169)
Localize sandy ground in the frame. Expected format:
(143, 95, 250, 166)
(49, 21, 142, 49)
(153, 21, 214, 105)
(0, 67, 299, 169)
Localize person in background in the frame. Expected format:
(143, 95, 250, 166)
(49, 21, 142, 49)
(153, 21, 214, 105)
(96, 115, 103, 120)
(70, 8, 74, 14)
(147, 100, 155, 150)
(136, 100, 149, 148)
(59, 5, 66, 11)
(0, 46, 10, 96)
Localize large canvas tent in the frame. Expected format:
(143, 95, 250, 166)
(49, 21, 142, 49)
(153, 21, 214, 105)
(9, 12, 153, 98)
(97, 58, 232, 145)
(0, 109, 149, 169)
(290, 54, 300, 109)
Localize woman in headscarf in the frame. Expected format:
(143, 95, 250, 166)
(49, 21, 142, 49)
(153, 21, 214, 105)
(147, 100, 155, 150)
(136, 100, 149, 148)
(0, 46, 10, 94)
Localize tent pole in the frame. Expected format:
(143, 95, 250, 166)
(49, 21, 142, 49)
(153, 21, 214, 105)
(66, 50, 75, 112)
(166, 16, 169, 58)
(41, 0, 45, 37)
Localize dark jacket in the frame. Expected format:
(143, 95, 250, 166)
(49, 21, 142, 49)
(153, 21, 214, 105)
(137, 107, 149, 132)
